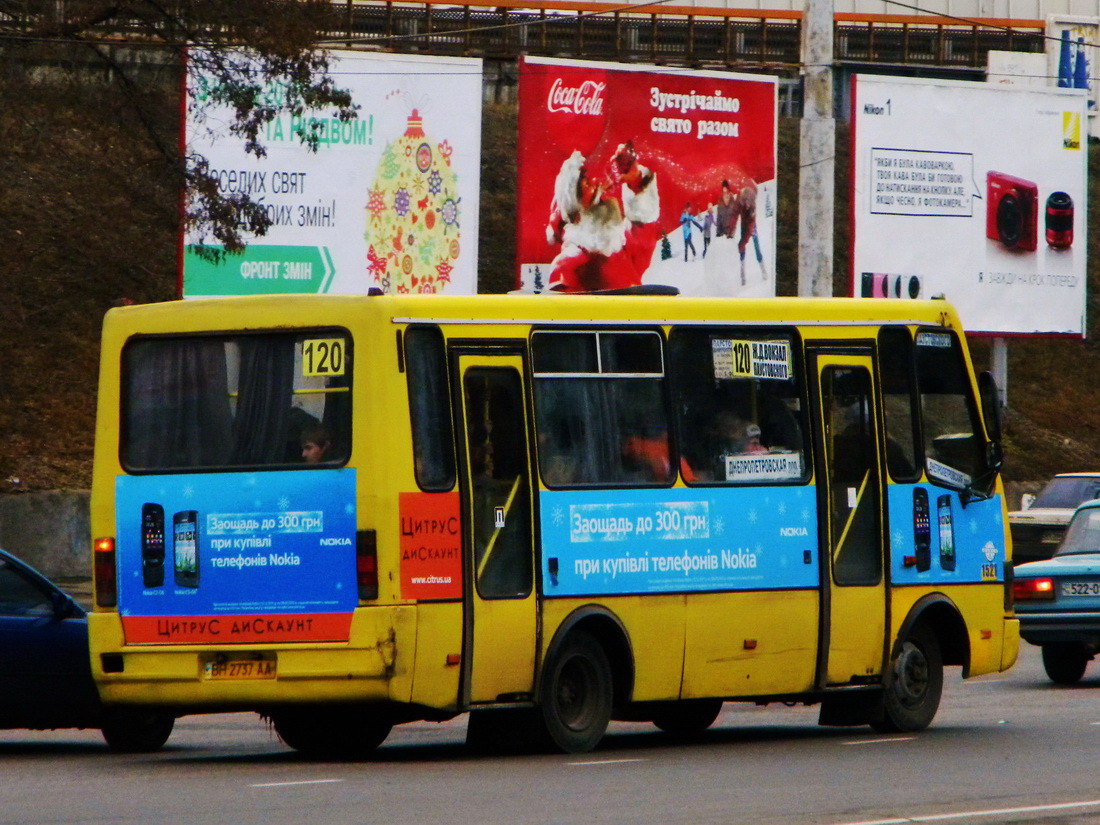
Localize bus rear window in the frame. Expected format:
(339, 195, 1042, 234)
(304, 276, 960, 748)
(122, 331, 352, 472)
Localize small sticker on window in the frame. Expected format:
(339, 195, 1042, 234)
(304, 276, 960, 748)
(302, 339, 346, 377)
(712, 339, 792, 381)
(916, 331, 953, 349)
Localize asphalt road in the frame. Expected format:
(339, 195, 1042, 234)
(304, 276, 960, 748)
(3, 642, 1100, 825)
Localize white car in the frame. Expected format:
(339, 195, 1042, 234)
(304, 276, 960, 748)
(1010, 473, 1100, 564)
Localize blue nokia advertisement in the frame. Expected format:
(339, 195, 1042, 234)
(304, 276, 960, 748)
(115, 469, 358, 622)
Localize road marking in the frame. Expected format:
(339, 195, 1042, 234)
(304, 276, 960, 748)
(251, 779, 345, 788)
(834, 798, 1100, 824)
(841, 737, 915, 746)
(567, 758, 647, 766)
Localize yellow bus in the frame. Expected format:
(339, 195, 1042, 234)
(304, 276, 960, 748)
(88, 292, 1018, 754)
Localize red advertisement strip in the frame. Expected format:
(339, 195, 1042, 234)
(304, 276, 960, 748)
(399, 491, 463, 600)
(121, 613, 353, 645)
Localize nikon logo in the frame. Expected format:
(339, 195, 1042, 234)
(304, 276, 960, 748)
(1063, 112, 1082, 150)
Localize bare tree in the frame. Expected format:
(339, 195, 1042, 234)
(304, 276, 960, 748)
(0, 0, 357, 257)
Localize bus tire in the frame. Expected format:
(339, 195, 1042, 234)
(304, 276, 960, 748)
(272, 707, 392, 759)
(872, 623, 943, 733)
(101, 708, 175, 753)
(651, 699, 723, 737)
(1041, 643, 1090, 685)
(538, 631, 613, 753)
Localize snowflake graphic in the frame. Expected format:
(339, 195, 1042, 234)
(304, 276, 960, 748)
(552, 506, 565, 526)
(969, 519, 979, 534)
(438, 195, 461, 233)
(801, 508, 811, 521)
(892, 529, 905, 548)
(278, 496, 290, 510)
(366, 187, 386, 221)
(182, 485, 195, 499)
(394, 187, 411, 217)
(714, 516, 725, 536)
(777, 502, 787, 516)
(335, 581, 343, 590)
(748, 509, 758, 524)
(344, 503, 355, 516)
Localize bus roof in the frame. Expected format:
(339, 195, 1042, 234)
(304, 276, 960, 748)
(102, 294, 959, 334)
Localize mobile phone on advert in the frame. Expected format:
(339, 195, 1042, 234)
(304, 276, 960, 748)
(173, 510, 200, 589)
(912, 488, 931, 572)
(937, 495, 956, 572)
(141, 503, 165, 588)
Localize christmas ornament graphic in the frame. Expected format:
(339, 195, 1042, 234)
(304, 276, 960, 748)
(364, 108, 462, 293)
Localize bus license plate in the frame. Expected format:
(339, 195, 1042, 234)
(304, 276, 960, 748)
(202, 656, 276, 680)
(1062, 582, 1100, 597)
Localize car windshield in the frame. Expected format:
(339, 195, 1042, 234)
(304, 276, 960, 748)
(1055, 508, 1100, 556)
(1032, 477, 1100, 509)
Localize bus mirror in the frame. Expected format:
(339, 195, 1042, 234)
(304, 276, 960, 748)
(977, 371, 1002, 443)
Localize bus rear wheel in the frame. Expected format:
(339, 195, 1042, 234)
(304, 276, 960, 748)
(101, 708, 175, 753)
(272, 706, 392, 759)
(872, 623, 943, 733)
(538, 631, 613, 753)
(651, 699, 723, 737)
(1041, 643, 1091, 685)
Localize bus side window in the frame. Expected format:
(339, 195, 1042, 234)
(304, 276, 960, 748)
(532, 330, 672, 487)
(877, 326, 920, 482)
(405, 326, 456, 491)
(914, 329, 987, 490)
(670, 328, 807, 484)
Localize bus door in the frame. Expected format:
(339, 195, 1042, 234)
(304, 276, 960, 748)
(453, 351, 538, 705)
(809, 350, 888, 687)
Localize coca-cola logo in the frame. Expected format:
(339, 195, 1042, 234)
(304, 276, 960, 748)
(547, 78, 606, 116)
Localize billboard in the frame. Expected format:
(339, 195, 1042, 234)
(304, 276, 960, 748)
(852, 75, 1087, 335)
(184, 51, 483, 297)
(517, 56, 778, 296)
(1047, 15, 1099, 134)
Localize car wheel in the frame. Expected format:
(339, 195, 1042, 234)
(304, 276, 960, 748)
(1041, 643, 1091, 685)
(651, 699, 723, 737)
(872, 623, 943, 733)
(538, 631, 613, 753)
(272, 707, 392, 759)
(101, 708, 175, 753)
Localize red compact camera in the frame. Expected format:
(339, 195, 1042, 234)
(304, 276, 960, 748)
(986, 171, 1038, 251)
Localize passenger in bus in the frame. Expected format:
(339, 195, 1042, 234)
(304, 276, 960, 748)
(300, 425, 333, 464)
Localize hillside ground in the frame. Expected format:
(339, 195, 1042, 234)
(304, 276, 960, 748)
(2, 53, 1099, 495)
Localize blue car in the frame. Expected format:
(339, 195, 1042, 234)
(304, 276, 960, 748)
(0, 548, 175, 750)
(1014, 499, 1100, 684)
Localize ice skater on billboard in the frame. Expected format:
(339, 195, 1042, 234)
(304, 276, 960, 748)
(544, 141, 661, 292)
(701, 206, 714, 258)
(717, 178, 765, 285)
(679, 202, 703, 262)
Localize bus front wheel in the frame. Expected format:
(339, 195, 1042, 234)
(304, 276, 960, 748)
(539, 631, 613, 753)
(101, 708, 175, 753)
(272, 707, 392, 759)
(872, 623, 943, 733)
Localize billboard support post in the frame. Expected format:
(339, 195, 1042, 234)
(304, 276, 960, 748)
(992, 337, 1009, 412)
(798, 0, 835, 297)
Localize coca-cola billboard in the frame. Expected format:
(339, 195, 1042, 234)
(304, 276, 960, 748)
(516, 56, 778, 297)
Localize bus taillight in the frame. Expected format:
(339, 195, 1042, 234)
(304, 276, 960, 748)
(356, 530, 379, 601)
(1013, 577, 1055, 602)
(94, 537, 117, 608)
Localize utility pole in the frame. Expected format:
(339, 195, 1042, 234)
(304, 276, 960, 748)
(797, 0, 835, 297)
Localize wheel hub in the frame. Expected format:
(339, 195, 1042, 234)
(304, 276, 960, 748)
(892, 640, 929, 708)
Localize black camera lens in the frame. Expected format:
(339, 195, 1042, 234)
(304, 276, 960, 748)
(996, 193, 1024, 247)
(1046, 191, 1073, 248)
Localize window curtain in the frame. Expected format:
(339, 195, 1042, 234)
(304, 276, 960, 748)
(231, 336, 295, 465)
